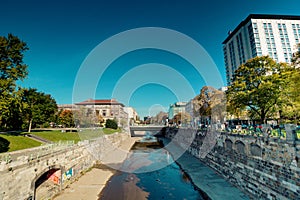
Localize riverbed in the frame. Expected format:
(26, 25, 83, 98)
(99, 138, 204, 200)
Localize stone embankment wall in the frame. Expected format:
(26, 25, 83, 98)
(0, 132, 130, 200)
(164, 127, 300, 200)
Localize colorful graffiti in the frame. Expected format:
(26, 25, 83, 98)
(63, 168, 73, 181)
(47, 169, 61, 184)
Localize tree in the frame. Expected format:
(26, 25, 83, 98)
(279, 49, 300, 123)
(58, 110, 75, 128)
(21, 88, 57, 132)
(173, 112, 190, 126)
(0, 34, 28, 85)
(196, 86, 226, 124)
(0, 34, 28, 130)
(226, 56, 286, 124)
(152, 111, 168, 125)
(291, 43, 300, 66)
(105, 119, 118, 129)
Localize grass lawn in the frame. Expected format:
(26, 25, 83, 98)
(102, 128, 121, 134)
(29, 128, 120, 143)
(0, 133, 41, 152)
(30, 130, 82, 143)
(0, 128, 121, 153)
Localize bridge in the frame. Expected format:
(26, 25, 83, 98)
(0, 133, 129, 200)
(129, 125, 166, 137)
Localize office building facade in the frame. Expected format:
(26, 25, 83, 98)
(223, 14, 300, 85)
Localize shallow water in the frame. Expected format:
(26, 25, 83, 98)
(99, 139, 204, 200)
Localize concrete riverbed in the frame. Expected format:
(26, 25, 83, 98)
(54, 137, 140, 200)
(54, 136, 250, 200)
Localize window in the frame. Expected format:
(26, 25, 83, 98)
(263, 23, 267, 28)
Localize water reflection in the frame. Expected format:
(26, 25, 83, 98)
(99, 134, 204, 200)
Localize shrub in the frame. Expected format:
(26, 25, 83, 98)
(105, 119, 118, 129)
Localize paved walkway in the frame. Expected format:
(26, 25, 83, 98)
(27, 134, 53, 143)
(54, 137, 140, 200)
(164, 140, 250, 200)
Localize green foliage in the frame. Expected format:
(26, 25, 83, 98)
(278, 65, 300, 123)
(0, 34, 28, 130)
(227, 56, 287, 124)
(291, 43, 300, 66)
(21, 88, 57, 132)
(0, 90, 23, 130)
(0, 136, 10, 152)
(105, 119, 118, 129)
(0, 34, 28, 83)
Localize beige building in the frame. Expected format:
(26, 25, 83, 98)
(59, 99, 128, 127)
(124, 107, 138, 125)
(75, 99, 128, 126)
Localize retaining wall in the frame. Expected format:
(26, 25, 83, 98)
(0, 132, 130, 200)
(164, 127, 300, 200)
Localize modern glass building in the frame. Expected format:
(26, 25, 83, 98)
(223, 14, 300, 85)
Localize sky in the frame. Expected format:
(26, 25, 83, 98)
(1, 0, 300, 117)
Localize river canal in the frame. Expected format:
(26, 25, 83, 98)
(99, 136, 204, 200)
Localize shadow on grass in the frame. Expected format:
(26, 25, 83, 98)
(0, 137, 10, 153)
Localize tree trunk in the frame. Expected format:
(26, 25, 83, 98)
(261, 111, 266, 125)
(28, 119, 33, 133)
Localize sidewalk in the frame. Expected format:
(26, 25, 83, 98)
(54, 137, 140, 200)
(163, 139, 250, 200)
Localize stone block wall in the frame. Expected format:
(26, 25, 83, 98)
(0, 132, 130, 200)
(164, 127, 300, 200)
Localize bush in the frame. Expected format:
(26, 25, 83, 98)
(105, 119, 118, 129)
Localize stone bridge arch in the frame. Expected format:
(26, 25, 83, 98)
(235, 140, 246, 154)
(225, 139, 233, 151)
(30, 164, 64, 200)
(250, 143, 262, 157)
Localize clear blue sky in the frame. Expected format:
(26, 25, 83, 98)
(1, 0, 300, 117)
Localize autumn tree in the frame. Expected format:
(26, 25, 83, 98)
(59, 110, 75, 128)
(173, 112, 190, 126)
(197, 86, 226, 124)
(226, 56, 287, 124)
(153, 111, 168, 125)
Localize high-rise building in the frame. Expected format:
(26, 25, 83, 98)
(223, 14, 300, 85)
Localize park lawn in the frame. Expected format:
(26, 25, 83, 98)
(0, 134, 42, 152)
(30, 130, 82, 143)
(30, 128, 120, 143)
(102, 128, 120, 134)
